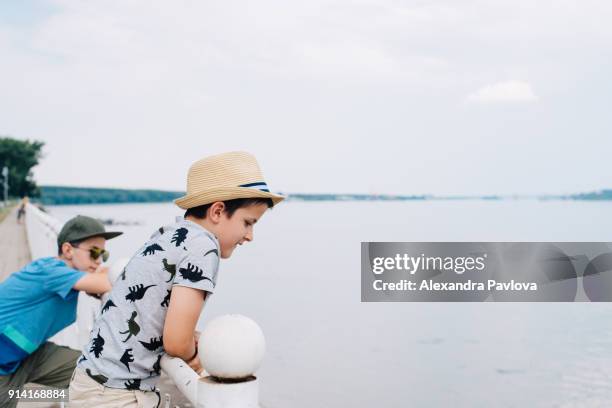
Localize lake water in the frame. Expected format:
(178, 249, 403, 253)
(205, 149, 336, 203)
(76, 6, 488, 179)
(48, 200, 612, 407)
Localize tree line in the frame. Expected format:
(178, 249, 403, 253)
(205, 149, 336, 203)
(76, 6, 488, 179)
(0, 136, 44, 198)
(40, 186, 183, 205)
(1, 136, 184, 205)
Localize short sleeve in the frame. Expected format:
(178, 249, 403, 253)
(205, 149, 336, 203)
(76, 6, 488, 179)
(43, 265, 86, 299)
(174, 235, 219, 293)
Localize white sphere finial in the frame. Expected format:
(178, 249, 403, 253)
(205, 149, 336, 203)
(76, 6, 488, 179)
(199, 315, 265, 380)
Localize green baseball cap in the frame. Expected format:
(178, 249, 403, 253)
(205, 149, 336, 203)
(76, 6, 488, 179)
(57, 215, 123, 247)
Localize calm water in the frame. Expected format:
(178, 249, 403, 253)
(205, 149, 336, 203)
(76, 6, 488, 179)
(48, 200, 612, 407)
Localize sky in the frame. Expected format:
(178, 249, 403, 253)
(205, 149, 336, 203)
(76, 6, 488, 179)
(0, 0, 611, 195)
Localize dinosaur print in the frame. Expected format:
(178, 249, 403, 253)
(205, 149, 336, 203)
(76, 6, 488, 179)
(179, 262, 214, 285)
(125, 284, 156, 303)
(151, 354, 162, 376)
(101, 299, 116, 314)
(171, 227, 188, 247)
(142, 243, 164, 256)
(86, 368, 108, 384)
(162, 258, 176, 282)
(124, 378, 141, 390)
(204, 248, 219, 258)
(119, 311, 141, 342)
(120, 348, 134, 372)
(78, 355, 87, 364)
(161, 290, 171, 307)
(139, 336, 163, 351)
(90, 329, 105, 358)
(69, 223, 226, 392)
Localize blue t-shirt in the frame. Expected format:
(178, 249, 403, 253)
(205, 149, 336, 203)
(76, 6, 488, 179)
(0, 257, 85, 374)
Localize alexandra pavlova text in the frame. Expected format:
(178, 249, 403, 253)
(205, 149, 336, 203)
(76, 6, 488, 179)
(373, 279, 538, 292)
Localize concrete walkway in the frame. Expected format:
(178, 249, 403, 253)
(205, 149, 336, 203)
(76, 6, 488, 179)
(0, 207, 31, 283)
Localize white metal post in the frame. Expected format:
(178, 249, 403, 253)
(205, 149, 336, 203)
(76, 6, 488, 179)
(1, 166, 8, 207)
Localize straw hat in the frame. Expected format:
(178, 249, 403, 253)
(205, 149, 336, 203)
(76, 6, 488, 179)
(174, 151, 285, 209)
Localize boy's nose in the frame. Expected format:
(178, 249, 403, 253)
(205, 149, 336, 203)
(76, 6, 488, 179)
(244, 231, 253, 242)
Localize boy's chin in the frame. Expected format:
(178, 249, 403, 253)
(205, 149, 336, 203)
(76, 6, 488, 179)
(220, 248, 234, 259)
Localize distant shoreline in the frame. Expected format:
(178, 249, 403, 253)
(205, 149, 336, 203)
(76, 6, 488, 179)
(34, 186, 612, 206)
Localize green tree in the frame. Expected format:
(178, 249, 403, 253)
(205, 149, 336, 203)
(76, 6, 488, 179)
(0, 136, 45, 198)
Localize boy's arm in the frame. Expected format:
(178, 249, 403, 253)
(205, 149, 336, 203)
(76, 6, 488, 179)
(72, 265, 112, 294)
(163, 286, 207, 362)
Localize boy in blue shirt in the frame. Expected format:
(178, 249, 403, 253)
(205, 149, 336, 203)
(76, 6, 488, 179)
(0, 215, 122, 408)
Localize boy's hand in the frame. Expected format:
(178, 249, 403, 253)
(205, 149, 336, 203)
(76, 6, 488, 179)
(73, 265, 112, 294)
(94, 265, 109, 275)
(187, 351, 203, 375)
(190, 332, 204, 374)
(86, 265, 110, 297)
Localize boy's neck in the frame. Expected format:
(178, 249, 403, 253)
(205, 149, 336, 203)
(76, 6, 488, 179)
(57, 255, 74, 269)
(184, 215, 218, 237)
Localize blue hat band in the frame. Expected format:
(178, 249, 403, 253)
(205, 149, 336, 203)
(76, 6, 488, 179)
(239, 182, 270, 192)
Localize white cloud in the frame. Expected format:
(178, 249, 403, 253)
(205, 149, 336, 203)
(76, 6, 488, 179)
(466, 80, 538, 104)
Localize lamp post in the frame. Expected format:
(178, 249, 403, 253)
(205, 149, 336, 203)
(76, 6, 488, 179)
(1, 166, 8, 207)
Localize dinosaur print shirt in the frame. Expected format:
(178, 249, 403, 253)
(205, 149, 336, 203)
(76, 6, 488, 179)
(77, 217, 220, 391)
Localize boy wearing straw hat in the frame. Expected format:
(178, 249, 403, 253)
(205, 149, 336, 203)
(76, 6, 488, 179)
(69, 151, 284, 407)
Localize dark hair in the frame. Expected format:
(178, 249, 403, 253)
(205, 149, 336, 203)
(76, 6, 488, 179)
(57, 239, 85, 256)
(184, 197, 274, 220)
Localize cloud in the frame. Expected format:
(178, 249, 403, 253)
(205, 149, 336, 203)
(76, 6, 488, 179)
(1, 1, 611, 195)
(466, 80, 538, 104)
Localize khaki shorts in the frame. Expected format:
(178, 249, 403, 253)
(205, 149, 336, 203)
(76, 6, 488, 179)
(69, 367, 160, 408)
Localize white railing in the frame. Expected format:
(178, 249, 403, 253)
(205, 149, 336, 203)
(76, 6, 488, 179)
(24, 203, 262, 408)
(24, 203, 62, 260)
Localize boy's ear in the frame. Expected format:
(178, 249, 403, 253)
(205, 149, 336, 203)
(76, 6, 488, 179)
(207, 202, 226, 222)
(60, 242, 74, 259)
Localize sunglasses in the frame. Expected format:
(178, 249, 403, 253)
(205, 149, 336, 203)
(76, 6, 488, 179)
(73, 245, 110, 262)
